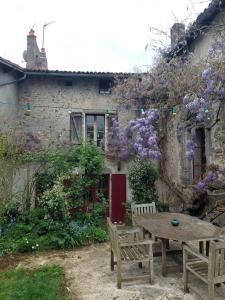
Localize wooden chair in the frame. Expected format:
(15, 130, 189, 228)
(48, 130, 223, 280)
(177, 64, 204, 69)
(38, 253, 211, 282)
(131, 202, 156, 225)
(107, 217, 154, 288)
(183, 240, 225, 300)
(131, 202, 157, 240)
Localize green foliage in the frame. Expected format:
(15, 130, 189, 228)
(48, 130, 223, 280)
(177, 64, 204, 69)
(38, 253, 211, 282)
(74, 143, 104, 176)
(0, 131, 24, 223)
(128, 158, 159, 204)
(39, 179, 69, 222)
(0, 142, 108, 255)
(34, 143, 104, 195)
(0, 265, 68, 300)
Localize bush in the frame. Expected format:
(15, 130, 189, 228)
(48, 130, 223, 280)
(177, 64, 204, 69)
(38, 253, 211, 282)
(128, 158, 158, 204)
(39, 179, 69, 222)
(0, 142, 108, 255)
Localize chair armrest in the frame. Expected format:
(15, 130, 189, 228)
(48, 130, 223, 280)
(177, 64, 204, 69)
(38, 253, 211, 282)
(117, 226, 142, 235)
(183, 244, 209, 263)
(120, 239, 154, 247)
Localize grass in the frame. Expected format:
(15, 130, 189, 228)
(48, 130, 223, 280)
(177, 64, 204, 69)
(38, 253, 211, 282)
(0, 265, 68, 300)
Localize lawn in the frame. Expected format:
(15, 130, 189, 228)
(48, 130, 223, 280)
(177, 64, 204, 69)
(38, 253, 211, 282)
(0, 265, 68, 300)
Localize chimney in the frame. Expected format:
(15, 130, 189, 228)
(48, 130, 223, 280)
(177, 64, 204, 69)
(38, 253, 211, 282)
(23, 29, 48, 70)
(170, 23, 185, 49)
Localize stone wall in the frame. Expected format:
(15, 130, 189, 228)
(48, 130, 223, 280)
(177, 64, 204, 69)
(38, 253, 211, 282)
(0, 66, 19, 130)
(18, 75, 134, 144)
(18, 74, 136, 200)
(156, 9, 225, 212)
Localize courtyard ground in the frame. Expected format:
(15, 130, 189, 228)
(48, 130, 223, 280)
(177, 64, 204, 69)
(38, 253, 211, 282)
(3, 242, 225, 300)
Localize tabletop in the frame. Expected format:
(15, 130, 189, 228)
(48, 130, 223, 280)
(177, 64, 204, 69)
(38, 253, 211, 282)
(134, 212, 221, 242)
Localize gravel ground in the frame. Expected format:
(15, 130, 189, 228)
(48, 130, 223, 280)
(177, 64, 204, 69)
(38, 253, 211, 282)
(15, 242, 225, 300)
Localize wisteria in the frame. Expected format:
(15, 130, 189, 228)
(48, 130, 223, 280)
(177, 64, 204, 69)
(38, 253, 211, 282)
(196, 166, 225, 191)
(112, 40, 225, 193)
(108, 109, 161, 160)
(127, 109, 161, 159)
(183, 42, 225, 124)
(183, 94, 211, 122)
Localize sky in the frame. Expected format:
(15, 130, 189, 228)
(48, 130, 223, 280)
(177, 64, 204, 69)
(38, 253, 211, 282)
(0, 0, 210, 72)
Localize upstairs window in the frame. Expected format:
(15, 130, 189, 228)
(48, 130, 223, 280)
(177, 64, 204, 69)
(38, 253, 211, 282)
(86, 114, 105, 148)
(99, 79, 111, 94)
(70, 113, 82, 144)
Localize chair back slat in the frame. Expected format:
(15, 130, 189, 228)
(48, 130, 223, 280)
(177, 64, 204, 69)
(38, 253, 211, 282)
(132, 202, 156, 217)
(219, 249, 225, 276)
(131, 202, 156, 225)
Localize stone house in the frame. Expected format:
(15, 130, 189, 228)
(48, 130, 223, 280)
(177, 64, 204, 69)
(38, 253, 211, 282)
(0, 30, 135, 223)
(0, 57, 24, 129)
(157, 0, 225, 216)
(1, 0, 225, 222)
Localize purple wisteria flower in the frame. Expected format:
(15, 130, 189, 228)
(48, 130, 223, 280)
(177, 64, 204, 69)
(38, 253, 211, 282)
(197, 181, 206, 191)
(196, 167, 225, 191)
(202, 67, 211, 80)
(183, 95, 190, 105)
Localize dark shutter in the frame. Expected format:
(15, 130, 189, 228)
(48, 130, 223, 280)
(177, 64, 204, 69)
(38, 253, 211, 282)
(70, 113, 82, 144)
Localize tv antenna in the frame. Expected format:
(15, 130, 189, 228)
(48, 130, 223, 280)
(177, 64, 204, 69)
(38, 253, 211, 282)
(42, 21, 55, 49)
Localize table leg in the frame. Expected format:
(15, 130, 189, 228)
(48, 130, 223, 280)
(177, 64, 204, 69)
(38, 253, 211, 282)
(161, 238, 167, 276)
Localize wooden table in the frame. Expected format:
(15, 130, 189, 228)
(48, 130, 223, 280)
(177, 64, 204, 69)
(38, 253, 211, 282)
(134, 212, 222, 276)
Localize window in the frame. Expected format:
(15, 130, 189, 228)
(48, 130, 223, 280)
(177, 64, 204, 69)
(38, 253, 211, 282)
(70, 113, 82, 144)
(86, 114, 105, 148)
(99, 79, 111, 94)
(193, 128, 206, 181)
(180, 127, 207, 185)
(64, 81, 73, 86)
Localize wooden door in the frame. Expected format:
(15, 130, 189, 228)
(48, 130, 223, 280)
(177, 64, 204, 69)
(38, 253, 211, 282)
(111, 174, 126, 223)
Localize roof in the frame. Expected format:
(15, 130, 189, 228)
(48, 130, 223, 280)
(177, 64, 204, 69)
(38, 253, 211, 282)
(0, 56, 24, 73)
(169, 0, 225, 57)
(25, 69, 133, 78)
(0, 56, 132, 78)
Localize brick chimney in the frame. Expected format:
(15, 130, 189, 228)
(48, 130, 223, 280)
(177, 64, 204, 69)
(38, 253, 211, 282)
(170, 23, 185, 49)
(23, 29, 48, 70)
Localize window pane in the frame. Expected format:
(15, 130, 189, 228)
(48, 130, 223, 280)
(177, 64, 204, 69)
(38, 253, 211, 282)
(96, 116, 104, 131)
(97, 116, 104, 147)
(70, 113, 82, 144)
(86, 115, 94, 142)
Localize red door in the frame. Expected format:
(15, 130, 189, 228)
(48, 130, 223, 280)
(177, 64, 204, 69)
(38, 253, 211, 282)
(111, 174, 126, 223)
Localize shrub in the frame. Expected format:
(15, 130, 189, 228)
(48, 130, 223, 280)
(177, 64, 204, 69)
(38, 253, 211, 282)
(128, 158, 159, 204)
(39, 179, 69, 222)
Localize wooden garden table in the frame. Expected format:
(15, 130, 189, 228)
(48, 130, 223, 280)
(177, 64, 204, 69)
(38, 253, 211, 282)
(134, 212, 222, 276)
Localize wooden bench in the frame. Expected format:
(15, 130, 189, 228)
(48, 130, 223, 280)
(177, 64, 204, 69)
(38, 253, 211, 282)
(107, 218, 154, 288)
(183, 239, 225, 300)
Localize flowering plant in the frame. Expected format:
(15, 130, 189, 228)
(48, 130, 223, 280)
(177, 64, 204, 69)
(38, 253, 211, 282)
(197, 164, 225, 191)
(108, 109, 161, 160)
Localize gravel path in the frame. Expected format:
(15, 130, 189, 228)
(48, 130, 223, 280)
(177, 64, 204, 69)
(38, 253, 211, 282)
(15, 242, 225, 300)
